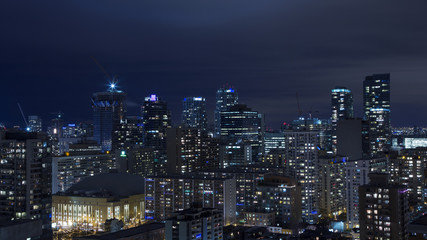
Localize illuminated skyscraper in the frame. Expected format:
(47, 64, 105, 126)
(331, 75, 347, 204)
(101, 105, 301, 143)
(220, 104, 264, 161)
(47, 113, 64, 156)
(92, 84, 127, 152)
(28, 115, 42, 132)
(363, 73, 391, 157)
(331, 86, 353, 152)
(214, 87, 238, 137)
(181, 97, 208, 131)
(141, 94, 171, 174)
(284, 130, 319, 224)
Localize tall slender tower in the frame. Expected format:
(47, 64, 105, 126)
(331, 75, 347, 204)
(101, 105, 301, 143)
(92, 83, 127, 152)
(331, 86, 353, 152)
(284, 130, 319, 224)
(141, 94, 171, 174)
(182, 97, 208, 131)
(363, 73, 391, 157)
(214, 87, 238, 137)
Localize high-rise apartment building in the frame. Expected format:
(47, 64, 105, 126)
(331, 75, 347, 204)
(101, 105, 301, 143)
(0, 130, 52, 237)
(291, 117, 332, 151)
(389, 149, 425, 209)
(114, 116, 144, 153)
(200, 165, 287, 215)
(52, 150, 116, 193)
(250, 175, 301, 229)
(368, 108, 391, 156)
(124, 147, 156, 177)
(345, 157, 390, 237)
(284, 130, 318, 223)
(363, 73, 391, 157)
(141, 94, 171, 175)
(214, 87, 238, 137)
(318, 156, 346, 218)
(166, 126, 220, 174)
(359, 174, 409, 240)
(92, 87, 127, 152)
(145, 174, 236, 225)
(345, 159, 370, 232)
(182, 97, 208, 131)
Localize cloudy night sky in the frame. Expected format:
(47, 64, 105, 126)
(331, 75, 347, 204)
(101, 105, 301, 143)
(1, 0, 427, 128)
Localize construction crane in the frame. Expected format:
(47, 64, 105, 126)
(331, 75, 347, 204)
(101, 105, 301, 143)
(17, 103, 28, 128)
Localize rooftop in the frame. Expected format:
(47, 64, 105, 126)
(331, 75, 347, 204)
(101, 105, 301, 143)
(74, 222, 164, 240)
(65, 173, 145, 198)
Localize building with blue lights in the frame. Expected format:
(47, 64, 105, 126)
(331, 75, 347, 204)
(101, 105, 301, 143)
(141, 94, 171, 175)
(92, 89, 127, 152)
(363, 73, 391, 157)
(165, 204, 223, 240)
(214, 87, 238, 138)
(182, 97, 208, 131)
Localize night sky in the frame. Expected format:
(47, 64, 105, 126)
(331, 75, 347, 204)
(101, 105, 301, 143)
(2, 0, 427, 128)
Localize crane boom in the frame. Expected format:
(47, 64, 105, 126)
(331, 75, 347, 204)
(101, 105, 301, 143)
(17, 103, 28, 126)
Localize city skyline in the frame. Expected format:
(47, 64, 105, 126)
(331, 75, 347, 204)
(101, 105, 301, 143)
(2, 1, 427, 128)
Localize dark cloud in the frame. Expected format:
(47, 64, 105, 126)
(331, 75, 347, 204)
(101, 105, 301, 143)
(1, 0, 427, 128)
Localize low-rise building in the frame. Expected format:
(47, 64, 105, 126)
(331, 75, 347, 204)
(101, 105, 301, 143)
(52, 173, 145, 231)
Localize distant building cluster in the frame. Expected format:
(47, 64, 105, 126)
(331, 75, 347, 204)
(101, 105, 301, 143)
(1, 73, 426, 240)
